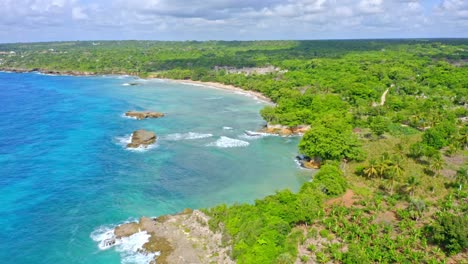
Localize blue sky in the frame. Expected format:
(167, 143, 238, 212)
(0, 0, 466, 43)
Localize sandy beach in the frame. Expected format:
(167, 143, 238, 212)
(158, 78, 274, 105)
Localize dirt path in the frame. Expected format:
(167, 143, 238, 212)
(380, 88, 390, 106)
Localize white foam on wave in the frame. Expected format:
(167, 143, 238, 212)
(207, 136, 249, 148)
(34, 72, 58, 76)
(239, 130, 278, 140)
(115, 134, 157, 152)
(121, 113, 137, 119)
(122, 83, 131, 86)
(184, 82, 206, 87)
(163, 132, 213, 141)
(91, 225, 159, 264)
(204, 96, 223, 100)
(223, 126, 233, 130)
(294, 158, 309, 170)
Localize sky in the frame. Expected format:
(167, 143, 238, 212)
(0, 0, 467, 43)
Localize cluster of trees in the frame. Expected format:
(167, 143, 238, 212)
(206, 162, 345, 263)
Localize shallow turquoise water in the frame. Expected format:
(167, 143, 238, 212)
(0, 72, 310, 263)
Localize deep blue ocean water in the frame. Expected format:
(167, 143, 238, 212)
(0, 72, 310, 263)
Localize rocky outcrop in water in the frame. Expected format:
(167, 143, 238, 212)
(110, 209, 233, 264)
(261, 123, 311, 136)
(125, 111, 164, 120)
(296, 155, 321, 169)
(127, 130, 156, 148)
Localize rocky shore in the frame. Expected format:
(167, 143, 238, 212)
(296, 154, 321, 169)
(108, 209, 233, 264)
(127, 130, 157, 148)
(125, 111, 165, 120)
(260, 123, 310, 136)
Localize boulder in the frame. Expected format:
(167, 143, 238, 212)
(261, 123, 310, 136)
(125, 111, 165, 120)
(291, 125, 311, 134)
(114, 222, 140, 238)
(127, 130, 157, 148)
(296, 155, 321, 169)
(302, 160, 321, 169)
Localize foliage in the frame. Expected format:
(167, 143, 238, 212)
(299, 117, 364, 161)
(422, 121, 457, 149)
(310, 162, 347, 196)
(427, 213, 468, 255)
(369, 116, 390, 137)
(206, 187, 325, 263)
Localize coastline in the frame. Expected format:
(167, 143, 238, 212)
(0, 68, 274, 105)
(157, 78, 274, 105)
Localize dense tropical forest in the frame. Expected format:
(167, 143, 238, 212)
(1, 39, 467, 263)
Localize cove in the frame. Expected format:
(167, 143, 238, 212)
(0, 72, 310, 264)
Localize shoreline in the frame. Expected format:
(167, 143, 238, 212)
(157, 78, 274, 105)
(0, 68, 274, 105)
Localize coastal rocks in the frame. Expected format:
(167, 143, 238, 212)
(114, 222, 140, 238)
(125, 111, 165, 120)
(261, 123, 311, 136)
(296, 155, 321, 169)
(127, 130, 156, 148)
(107, 210, 233, 264)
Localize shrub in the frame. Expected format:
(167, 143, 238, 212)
(311, 162, 347, 196)
(426, 213, 468, 255)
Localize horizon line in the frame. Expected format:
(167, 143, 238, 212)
(1, 37, 468, 45)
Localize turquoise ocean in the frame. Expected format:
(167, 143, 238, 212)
(0, 72, 310, 263)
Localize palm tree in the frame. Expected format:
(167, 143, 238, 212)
(391, 156, 404, 179)
(376, 152, 391, 179)
(393, 142, 406, 159)
(404, 176, 420, 197)
(364, 159, 379, 179)
(388, 156, 404, 195)
(430, 155, 445, 177)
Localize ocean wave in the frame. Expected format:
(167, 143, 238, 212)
(222, 126, 233, 130)
(204, 96, 223, 100)
(163, 132, 213, 141)
(294, 158, 308, 170)
(91, 225, 158, 264)
(122, 83, 131, 86)
(238, 130, 277, 140)
(183, 82, 206, 87)
(121, 113, 137, 119)
(34, 72, 58, 76)
(115, 134, 157, 152)
(207, 136, 249, 148)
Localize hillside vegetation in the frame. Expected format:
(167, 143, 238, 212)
(1, 39, 467, 263)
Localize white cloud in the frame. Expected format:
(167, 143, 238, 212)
(0, 0, 466, 42)
(72, 7, 88, 20)
(358, 0, 384, 14)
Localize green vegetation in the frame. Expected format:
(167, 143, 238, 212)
(1, 39, 467, 262)
(427, 213, 468, 255)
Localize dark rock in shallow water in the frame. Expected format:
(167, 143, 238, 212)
(296, 155, 321, 169)
(127, 130, 156, 148)
(125, 111, 165, 120)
